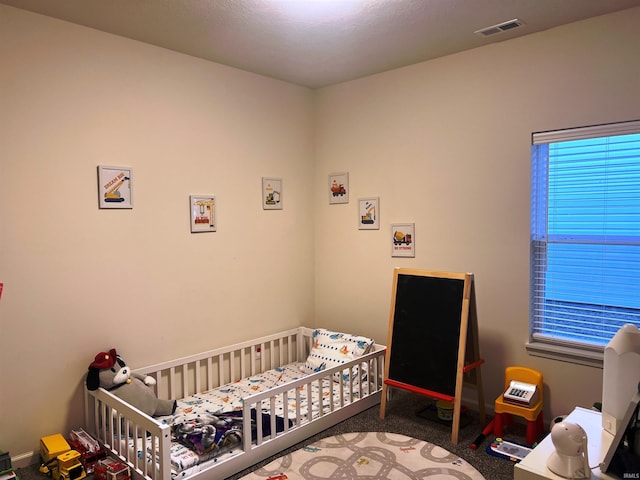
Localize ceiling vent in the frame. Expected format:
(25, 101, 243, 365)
(474, 19, 524, 37)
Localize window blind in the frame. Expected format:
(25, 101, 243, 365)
(530, 120, 640, 348)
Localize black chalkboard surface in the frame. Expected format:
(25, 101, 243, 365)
(380, 268, 485, 445)
(388, 273, 464, 397)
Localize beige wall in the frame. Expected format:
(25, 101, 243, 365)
(0, 5, 314, 460)
(313, 7, 640, 420)
(1, 3, 639, 464)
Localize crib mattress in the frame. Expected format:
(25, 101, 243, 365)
(136, 362, 366, 477)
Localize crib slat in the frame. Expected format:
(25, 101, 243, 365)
(250, 346, 256, 376)
(283, 339, 287, 366)
(288, 335, 293, 362)
(152, 372, 162, 400)
(140, 428, 148, 475)
(181, 364, 187, 398)
(100, 404, 108, 448)
(230, 350, 236, 382)
(195, 360, 201, 394)
(169, 366, 176, 399)
(269, 397, 277, 439)
(259, 344, 262, 373)
(294, 384, 302, 427)
(125, 421, 132, 464)
(207, 356, 213, 390)
(242, 402, 253, 452)
(240, 347, 247, 379)
(256, 399, 264, 445)
(217, 353, 224, 385)
(317, 378, 324, 418)
(116, 412, 122, 450)
(282, 390, 290, 432)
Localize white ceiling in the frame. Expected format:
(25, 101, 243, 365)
(3, 0, 640, 88)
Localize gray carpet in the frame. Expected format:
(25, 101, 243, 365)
(15, 391, 532, 480)
(227, 390, 529, 480)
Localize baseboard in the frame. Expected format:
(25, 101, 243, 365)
(11, 451, 39, 469)
(460, 393, 496, 418)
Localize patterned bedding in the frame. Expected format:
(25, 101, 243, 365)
(132, 361, 367, 477)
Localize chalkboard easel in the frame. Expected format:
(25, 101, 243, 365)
(379, 268, 485, 445)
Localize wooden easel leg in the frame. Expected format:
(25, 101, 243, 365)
(451, 397, 461, 445)
(380, 383, 388, 419)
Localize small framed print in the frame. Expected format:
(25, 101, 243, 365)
(97, 166, 132, 209)
(262, 177, 282, 210)
(329, 172, 349, 204)
(358, 197, 380, 230)
(190, 195, 216, 233)
(391, 223, 415, 257)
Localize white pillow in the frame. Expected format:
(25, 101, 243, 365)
(301, 328, 375, 381)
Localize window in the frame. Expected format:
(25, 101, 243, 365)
(529, 120, 640, 366)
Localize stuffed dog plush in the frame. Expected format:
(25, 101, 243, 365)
(86, 348, 176, 417)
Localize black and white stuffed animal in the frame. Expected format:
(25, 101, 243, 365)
(86, 349, 176, 417)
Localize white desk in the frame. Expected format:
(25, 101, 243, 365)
(514, 407, 618, 480)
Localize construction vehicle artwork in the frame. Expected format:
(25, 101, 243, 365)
(393, 230, 412, 245)
(264, 180, 280, 206)
(103, 174, 130, 203)
(361, 201, 376, 224)
(330, 180, 346, 197)
(93, 458, 131, 480)
(265, 190, 280, 205)
(194, 199, 215, 227)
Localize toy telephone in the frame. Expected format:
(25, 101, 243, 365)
(504, 380, 539, 407)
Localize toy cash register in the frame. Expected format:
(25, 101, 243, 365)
(503, 380, 539, 407)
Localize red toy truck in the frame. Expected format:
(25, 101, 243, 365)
(94, 458, 131, 480)
(67, 429, 106, 474)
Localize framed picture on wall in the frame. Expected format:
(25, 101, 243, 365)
(391, 223, 415, 257)
(97, 166, 133, 209)
(329, 172, 349, 204)
(262, 177, 282, 210)
(358, 197, 380, 230)
(190, 195, 216, 232)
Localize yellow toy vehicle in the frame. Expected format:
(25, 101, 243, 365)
(39, 434, 86, 480)
(55, 450, 86, 480)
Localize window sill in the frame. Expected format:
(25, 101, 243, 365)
(525, 340, 603, 368)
